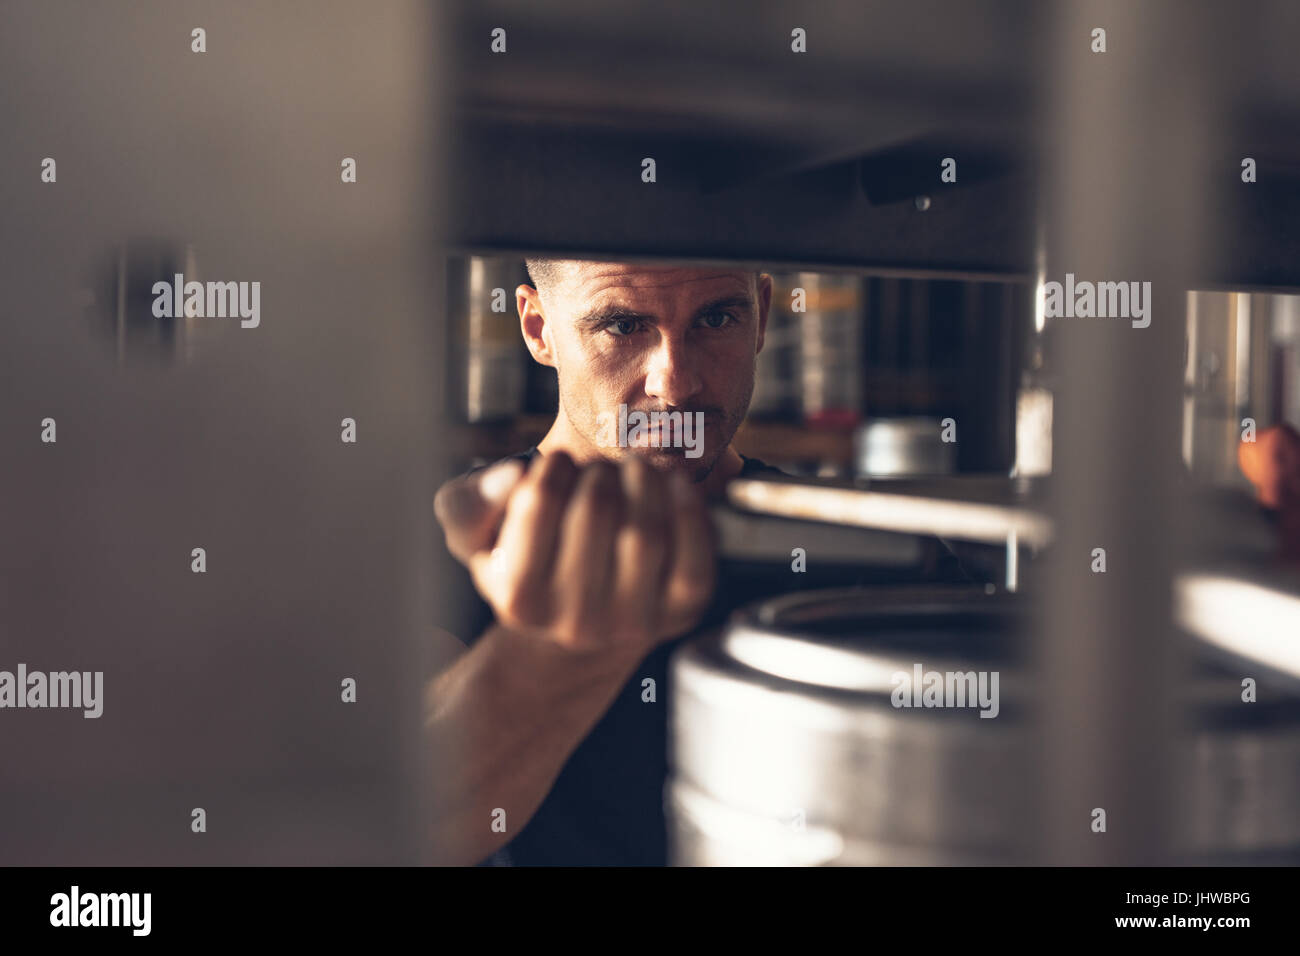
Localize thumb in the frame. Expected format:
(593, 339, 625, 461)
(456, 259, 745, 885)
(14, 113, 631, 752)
(433, 458, 526, 563)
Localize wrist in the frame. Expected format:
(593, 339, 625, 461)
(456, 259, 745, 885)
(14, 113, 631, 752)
(508, 622, 653, 676)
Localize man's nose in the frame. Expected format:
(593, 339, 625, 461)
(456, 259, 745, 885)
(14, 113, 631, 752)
(643, 333, 702, 406)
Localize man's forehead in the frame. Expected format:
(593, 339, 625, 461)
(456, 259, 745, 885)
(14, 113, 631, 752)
(564, 262, 753, 300)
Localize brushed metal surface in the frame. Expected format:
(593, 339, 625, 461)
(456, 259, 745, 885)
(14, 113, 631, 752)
(668, 588, 1300, 865)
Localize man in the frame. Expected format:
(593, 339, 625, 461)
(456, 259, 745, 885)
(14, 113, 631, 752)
(427, 259, 1300, 867)
(427, 260, 784, 865)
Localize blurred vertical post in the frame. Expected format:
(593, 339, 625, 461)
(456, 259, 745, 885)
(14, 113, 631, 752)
(1034, 0, 1223, 863)
(0, 0, 443, 864)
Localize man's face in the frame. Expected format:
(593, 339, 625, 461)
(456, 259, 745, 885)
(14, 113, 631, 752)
(525, 263, 770, 482)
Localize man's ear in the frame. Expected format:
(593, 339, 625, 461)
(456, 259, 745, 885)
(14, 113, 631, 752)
(755, 273, 773, 356)
(518, 284, 557, 367)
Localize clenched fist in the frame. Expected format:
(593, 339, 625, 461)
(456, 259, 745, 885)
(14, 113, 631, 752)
(434, 452, 717, 652)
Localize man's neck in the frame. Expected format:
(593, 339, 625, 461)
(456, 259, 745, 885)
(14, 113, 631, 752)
(537, 418, 743, 499)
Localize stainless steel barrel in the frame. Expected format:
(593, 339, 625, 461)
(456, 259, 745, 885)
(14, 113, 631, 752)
(667, 587, 1300, 865)
(854, 416, 956, 478)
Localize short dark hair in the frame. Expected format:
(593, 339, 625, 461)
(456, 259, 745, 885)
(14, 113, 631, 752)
(524, 258, 567, 297)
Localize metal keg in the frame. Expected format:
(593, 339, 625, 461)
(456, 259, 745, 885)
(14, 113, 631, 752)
(459, 256, 526, 422)
(853, 416, 956, 478)
(792, 273, 864, 428)
(1182, 675, 1300, 862)
(667, 586, 1300, 865)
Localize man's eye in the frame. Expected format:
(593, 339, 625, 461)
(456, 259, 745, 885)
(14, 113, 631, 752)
(699, 311, 735, 329)
(606, 318, 642, 336)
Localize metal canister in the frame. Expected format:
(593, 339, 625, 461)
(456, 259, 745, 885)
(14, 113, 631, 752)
(460, 256, 525, 422)
(854, 416, 956, 478)
(793, 273, 864, 429)
(1182, 674, 1300, 861)
(667, 587, 1300, 865)
(669, 587, 1029, 865)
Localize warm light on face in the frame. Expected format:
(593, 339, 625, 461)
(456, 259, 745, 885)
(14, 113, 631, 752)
(547, 265, 764, 480)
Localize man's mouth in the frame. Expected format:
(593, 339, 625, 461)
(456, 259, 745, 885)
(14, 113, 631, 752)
(631, 420, 673, 445)
(615, 406, 716, 460)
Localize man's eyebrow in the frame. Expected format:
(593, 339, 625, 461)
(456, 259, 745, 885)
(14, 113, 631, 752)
(574, 304, 656, 329)
(574, 293, 756, 330)
(690, 294, 755, 319)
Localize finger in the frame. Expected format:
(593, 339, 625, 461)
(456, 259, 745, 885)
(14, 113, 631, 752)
(660, 469, 716, 636)
(473, 451, 580, 628)
(611, 457, 671, 644)
(434, 458, 526, 563)
(552, 460, 624, 648)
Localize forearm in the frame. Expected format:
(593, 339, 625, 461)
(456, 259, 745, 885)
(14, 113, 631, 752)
(423, 621, 649, 865)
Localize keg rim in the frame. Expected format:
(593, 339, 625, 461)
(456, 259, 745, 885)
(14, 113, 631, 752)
(720, 585, 1025, 699)
(714, 586, 1300, 714)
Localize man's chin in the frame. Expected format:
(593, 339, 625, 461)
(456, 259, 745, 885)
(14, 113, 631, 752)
(625, 446, 717, 482)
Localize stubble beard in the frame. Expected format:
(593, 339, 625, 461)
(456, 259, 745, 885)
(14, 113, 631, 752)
(564, 400, 741, 484)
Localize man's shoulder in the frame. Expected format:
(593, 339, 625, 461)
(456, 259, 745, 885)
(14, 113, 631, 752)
(738, 454, 785, 478)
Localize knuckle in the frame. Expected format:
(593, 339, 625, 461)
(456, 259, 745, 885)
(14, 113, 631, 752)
(619, 454, 650, 489)
(497, 593, 527, 628)
(498, 584, 540, 628)
(676, 583, 712, 619)
(535, 454, 576, 497)
(432, 480, 472, 527)
(588, 459, 619, 484)
(628, 539, 669, 580)
(583, 464, 623, 510)
(588, 458, 619, 486)
(612, 623, 651, 646)
(508, 475, 538, 506)
(673, 574, 713, 611)
(623, 518, 668, 556)
(558, 612, 601, 649)
(509, 481, 551, 522)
